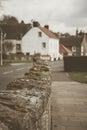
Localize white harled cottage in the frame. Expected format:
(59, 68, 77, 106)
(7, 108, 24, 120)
(22, 21, 61, 61)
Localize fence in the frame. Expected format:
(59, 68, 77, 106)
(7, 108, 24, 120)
(64, 56, 87, 72)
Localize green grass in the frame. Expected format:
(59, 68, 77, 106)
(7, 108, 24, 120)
(69, 72, 87, 83)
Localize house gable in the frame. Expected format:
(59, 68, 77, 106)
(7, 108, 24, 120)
(23, 25, 58, 40)
(22, 26, 60, 60)
(22, 27, 50, 55)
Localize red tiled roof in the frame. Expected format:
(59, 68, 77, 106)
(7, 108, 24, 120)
(39, 26, 57, 39)
(60, 44, 72, 54)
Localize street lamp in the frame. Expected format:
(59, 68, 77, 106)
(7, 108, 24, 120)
(0, 28, 3, 66)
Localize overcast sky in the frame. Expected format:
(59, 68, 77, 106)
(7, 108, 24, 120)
(0, 0, 87, 34)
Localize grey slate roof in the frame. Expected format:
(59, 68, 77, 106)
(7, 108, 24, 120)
(60, 36, 83, 47)
(0, 23, 31, 40)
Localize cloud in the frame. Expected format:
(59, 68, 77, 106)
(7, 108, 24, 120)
(0, 0, 87, 34)
(72, 0, 87, 17)
(0, 0, 74, 20)
(64, 0, 87, 27)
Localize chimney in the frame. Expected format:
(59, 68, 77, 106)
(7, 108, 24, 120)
(32, 21, 40, 27)
(44, 25, 49, 30)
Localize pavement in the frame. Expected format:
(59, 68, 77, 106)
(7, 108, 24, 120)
(50, 60, 87, 130)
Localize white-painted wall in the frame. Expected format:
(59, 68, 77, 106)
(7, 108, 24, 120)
(22, 27, 49, 55)
(48, 38, 60, 61)
(81, 35, 87, 56)
(22, 27, 60, 61)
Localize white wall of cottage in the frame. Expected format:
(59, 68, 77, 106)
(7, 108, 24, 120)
(81, 34, 87, 56)
(48, 38, 60, 61)
(22, 27, 60, 61)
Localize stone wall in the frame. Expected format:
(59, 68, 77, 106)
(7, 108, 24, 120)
(0, 54, 51, 130)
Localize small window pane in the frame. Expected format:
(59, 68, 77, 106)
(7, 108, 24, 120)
(42, 42, 46, 48)
(72, 46, 76, 52)
(38, 32, 42, 37)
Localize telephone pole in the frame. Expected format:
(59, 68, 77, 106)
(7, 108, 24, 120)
(0, 28, 3, 66)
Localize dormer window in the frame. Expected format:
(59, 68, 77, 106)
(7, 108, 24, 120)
(38, 32, 42, 37)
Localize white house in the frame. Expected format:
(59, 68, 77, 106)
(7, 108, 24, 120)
(22, 22, 60, 61)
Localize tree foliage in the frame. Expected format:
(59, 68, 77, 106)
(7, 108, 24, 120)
(0, 15, 19, 24)
(3, 41, 14, 53)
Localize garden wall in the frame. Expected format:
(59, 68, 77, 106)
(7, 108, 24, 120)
(0, 54, 51, 130)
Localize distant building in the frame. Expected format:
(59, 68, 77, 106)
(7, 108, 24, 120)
(59, 44, 72, 56)
(60, 33, 87, 56)
(60, 36, 83, 56)
(56, 32, 70, 38)
(0, 23, 31, 55)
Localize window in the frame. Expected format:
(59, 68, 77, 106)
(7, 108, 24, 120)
(16, 44, 21, 51)
(38, 32, 42, 37)
(72, 46, 76, 52)
(42, 42, 46, 48)
(26, 52, 30, 56)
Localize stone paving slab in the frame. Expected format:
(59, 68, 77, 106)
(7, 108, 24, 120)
(51, 81, 87, 130)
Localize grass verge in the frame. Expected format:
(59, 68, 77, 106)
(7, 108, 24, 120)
(69, 72, 87, 83)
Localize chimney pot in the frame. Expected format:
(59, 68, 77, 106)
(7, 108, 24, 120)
(44, 25, 49, 29)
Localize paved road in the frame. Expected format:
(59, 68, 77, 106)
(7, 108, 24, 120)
(0, 60, 68, 90)
(51, 60, 87, 130)
(0, 63, 32, 90)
